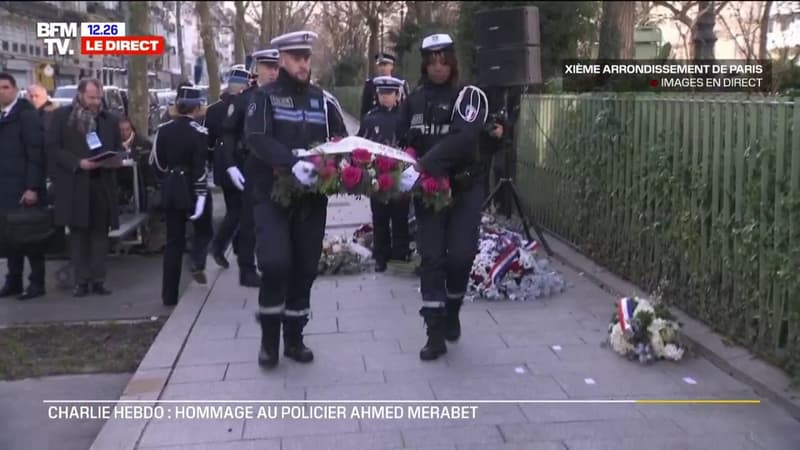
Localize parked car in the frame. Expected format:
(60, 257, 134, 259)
(52, 84, 126, 118)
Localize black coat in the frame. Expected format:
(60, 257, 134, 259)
(47, 105, 121, 230)
(0, 98, 46, 213)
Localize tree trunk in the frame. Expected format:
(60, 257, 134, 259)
(176, 1, 187, 80)
(692, 1, 717, 60)
(197, 2, 221, 102)
(759, 0, 773, 60)
(234, 0, 246, 64)
(261, 1, 271, 46)
(598, 1, 636, 59)
(367, 18, 380, 78)
(128, 1, 149, 136)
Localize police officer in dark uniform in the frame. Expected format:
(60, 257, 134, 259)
(244, 30, 348, 368)
(219, 49, 281, 287)
(396, 33, 489, 361)
(207, 68, 250, 268)
(360, 52, 410, 119)
(357, 76, 411, 272)
(149, 86, 213, 306)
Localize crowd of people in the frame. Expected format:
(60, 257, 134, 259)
(0, 28, 511, 368)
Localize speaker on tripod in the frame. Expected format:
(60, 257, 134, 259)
(472, 6, 552, 255)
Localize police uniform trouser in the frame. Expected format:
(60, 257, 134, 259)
(212, 185, 242, 255)
(162, 193, 213, 304)
(254, 194, 327, 328)
(236, 164, 257, 271)
(370, 196, 411, 262)
(414, 181, 484, 317)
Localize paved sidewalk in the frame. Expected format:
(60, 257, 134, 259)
(89, 197, 800, 450)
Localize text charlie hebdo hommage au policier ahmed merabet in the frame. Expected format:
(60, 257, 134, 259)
(48, 404, 480, 421)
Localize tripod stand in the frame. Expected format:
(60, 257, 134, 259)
(481, 86, 553, 256)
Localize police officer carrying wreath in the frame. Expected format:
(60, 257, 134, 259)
(396, 33, 489, 361)
(244, 30, 348, 368)
(150, 86, 213, 306)
(219, 49, 281, 288)
(357, 76, 411, 272)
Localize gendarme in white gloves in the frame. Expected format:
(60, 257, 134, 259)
(189, 195, 206, 220)
(227, 166, 246, 191)
(292, 160, 318, 186)
(398, 166, 420, 192)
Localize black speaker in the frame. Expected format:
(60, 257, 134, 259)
(474, 6, 541, 49)
(476, 46, 543, 87)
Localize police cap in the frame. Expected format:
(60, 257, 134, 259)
(176, 86, 204, 106)
(252, 48, 280, 64)
(372, 76, 403, 93)
(270, 31, 318, 54)
(420, 33, 454, 53)
(375, 52, 396, 65)
(227, 68, 250, 86)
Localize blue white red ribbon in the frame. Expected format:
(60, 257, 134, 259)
(617, 297, 638, 332)
(489, 240, 540, 287)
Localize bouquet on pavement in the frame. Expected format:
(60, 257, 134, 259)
(467, 215, 566, 301)
(607, 297, 685, 364)
(270, 136, 452, 211)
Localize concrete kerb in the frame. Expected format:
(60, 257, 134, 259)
(90, 259, 226, 450)
(541, 230, 800, 422)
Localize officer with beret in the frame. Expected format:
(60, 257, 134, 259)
(360, 52, 410, 119)
(244, 30, 348, 368)
(357, 76, 411, 272)
(396, 33, 489, 361)
(207, 68, 250, 268)
(149, 86, 213, 306)
(219, 48, 281, 287)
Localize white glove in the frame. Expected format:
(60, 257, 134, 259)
(291, 160, 318, 186)
(227, 166, 245, 191)
(121, 158, 135, 167)
(189, 195, 206, 221)
(398, 166, 420, 192)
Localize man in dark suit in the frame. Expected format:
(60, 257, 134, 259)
(0, 73, 47, 300)
(48, 78, 122, 297)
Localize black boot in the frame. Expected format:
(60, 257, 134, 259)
(419, 313, 447, 361)
(283, 317, 314, 363)
(258, 315, 281, 368)
(240, 269, 260, 287)
(444, 300, 463, 342)
(374, 259, 387, 273)
(212, 246, 229, 269)
(0, 280, 23, 297)
(72, 283, 89, 298)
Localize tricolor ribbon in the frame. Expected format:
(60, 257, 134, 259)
(489, 240, 540, 287)
(617, 297, 638, 332)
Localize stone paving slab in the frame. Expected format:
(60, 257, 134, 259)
(92, 195, 799, 449)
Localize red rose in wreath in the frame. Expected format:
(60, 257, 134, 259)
(341, 166, 363, 190)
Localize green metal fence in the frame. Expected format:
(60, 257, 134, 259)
(328, 86, 363, 118)
(516, 94, 800, 376)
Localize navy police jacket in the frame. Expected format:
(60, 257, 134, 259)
(356, 104, 400, 146)
(397, 77, 488, 179)
(244, 68, 347, 201)
(150, 116, 209, 203)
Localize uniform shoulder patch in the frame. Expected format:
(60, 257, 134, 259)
(247, 102, 257, 117)
(227, 103, 235, 117)
(269, 95, 294, 109)
(190, 121, 208, 134)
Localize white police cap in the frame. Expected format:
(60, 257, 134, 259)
(421, 33, 454, 52)
(252, 48, 280, 63)
(373, 76, 404, 91)
(270, 31, 318, 52)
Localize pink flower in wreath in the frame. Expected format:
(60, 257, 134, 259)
(439, 178, 450, 191)
(341, 166, 363, 189)
(377, 173, 395, 191)
(375, 156, 398, 173)
(351, 148, 372, 166)
(422, 177, 440, 194)
(309, 155, 323, 167)
(404, 147, 417, 159)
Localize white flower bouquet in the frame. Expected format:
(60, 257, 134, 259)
(318, 234, 373, 275)
(608, 297, 686, 364)
(467, 215, 566, 301)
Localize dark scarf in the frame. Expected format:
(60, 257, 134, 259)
(67, 98, 98, 135)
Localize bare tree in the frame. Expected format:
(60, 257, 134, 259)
(255, 1, 320, 45)
(129, 1, 149, 135)
(716, 1, 772, 60)
(598, 1, 636, 59)
(234, 0, 247, 63)
(651, 1, 729, 57)
(197, 2, 221, 101)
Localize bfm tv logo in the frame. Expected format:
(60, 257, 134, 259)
(37, 22, 165, 56)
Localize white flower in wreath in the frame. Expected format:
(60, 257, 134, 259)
(609, 322, 635, 355)
(662, 343, 685, 361)
(367, 168, 377, 178)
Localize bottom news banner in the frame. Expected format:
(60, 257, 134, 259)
(45, 401, 480, 422)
